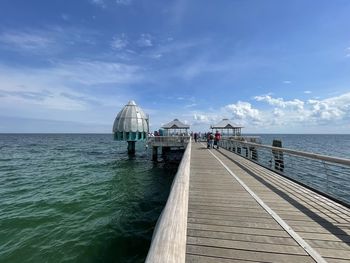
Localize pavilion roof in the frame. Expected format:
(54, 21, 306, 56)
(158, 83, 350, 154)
(211, 118, 243, 129)
(162, 118, 190, 129)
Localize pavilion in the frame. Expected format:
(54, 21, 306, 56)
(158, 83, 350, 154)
(162, 119, 190, 136)
(210, 118, 243, 136)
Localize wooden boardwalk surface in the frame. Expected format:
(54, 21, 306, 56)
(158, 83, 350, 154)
(186, 143, 350, 263)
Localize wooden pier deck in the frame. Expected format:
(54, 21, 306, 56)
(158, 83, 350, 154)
(186, 143, 350, 263)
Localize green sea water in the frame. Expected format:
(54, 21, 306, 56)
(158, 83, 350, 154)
(0, 134, 177, 263)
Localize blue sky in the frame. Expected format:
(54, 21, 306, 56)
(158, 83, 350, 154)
(0, 0, 350, 133)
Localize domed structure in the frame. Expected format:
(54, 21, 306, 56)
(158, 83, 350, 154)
(113, 100, 149, 142)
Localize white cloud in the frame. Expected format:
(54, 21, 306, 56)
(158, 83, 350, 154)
(111, 34, 128, 50)
(180, 58, 231, 80)
(32, 93, 87, 111)
(90, 0, 106, 8)
(308, 100, 344, 120)
(169, 0, 188, 26)
(53, 60, 141, 85)
(190, 102, 261, 130)
(171, 48, 268, 81)
(189, 92, 350, 133)
(0, 27, 97, 55)
(192, 113, 220, 125)
(0, 31, 52, 51)
(0, 59, 142, 115)
(224, 101, 261, 122)
(116, 0, 132, 5)
(283, 80, 291, 84)
(255, 93, 350, 126)
(152, 53, 162, 59)
(0, 88, 87, 111)
(137, 34, 153, 47)
(308, 93, 350, 121)
(184, 103, 197, 108)
(304, 90, 312, 94)
(90, 0, 132, 8)
(61, 14, 70, 21)
(154, 39, 198, 55)
(346, 47, 350, 57)
(273, 108, 284, 118)
(254, 95, 304, 111)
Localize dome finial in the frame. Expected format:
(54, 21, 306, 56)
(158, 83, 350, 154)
(127, 100, 136, 106)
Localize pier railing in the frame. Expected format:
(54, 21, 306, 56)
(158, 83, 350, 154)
(219, 138, 350, 206)
(145, 138, 191, 263)
(147, 136, 191, 147)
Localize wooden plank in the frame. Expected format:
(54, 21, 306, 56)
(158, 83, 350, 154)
(306, 239, 350, 250)
(186, 254, 260, 263)
(188, 204, 269, 213)
(315, 247, 350, 260)
(188, 219, 291, 238)
(189, 202, 262, 209)
(187, 245, 316, 263)
(187, 229, 297, 246)
(188, 217, 281, 230)
(187, 236, 306, 255)
(292, 225, 350, 235)
(188, 212, 278, 223)
(187, 209, 271, 218)
(300, 231, 350, 242)
(325, 258, 350, 263)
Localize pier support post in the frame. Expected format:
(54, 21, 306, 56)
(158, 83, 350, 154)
(162, 147, 170, 161)
(272, 139, 284, 172)
(251, 147, 258, 161)
(127, 141, 136, 155)
(152, 146, 158, 161)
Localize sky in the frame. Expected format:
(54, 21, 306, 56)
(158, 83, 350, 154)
(0, 0, 350, 133)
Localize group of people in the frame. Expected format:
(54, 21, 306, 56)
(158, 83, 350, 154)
(191, 131, 221, 148)
(206, 130, 221, 149)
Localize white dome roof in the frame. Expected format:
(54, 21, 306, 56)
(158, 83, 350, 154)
(113, 100, 149, 133)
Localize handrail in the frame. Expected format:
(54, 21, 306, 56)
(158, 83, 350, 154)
(148, 136, 191, 140)
(145, 138, 191, 263)
(224, 138, 350, 166)
(148, 136, 190, 142)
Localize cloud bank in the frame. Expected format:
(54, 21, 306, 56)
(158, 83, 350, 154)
(189, 93, 350, 133)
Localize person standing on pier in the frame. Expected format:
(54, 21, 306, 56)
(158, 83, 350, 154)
(194, 132, 198, 142)
(214, 130, 221, 149)
(207, 132, 214, 148)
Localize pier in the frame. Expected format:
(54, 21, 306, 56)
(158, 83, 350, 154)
(146, 139, 350, 263)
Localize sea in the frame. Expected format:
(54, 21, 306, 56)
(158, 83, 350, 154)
(0, 134, 177, 263)
(0, 133, 349, 263)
